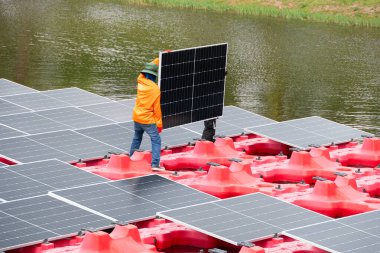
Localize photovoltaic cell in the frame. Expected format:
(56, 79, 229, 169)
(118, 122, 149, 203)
(79, 101, 133, 123)
(0, 78, 37, 97)
(160, 126, 200, 147)
(28, 130, 123, 161)
(42, 87, 111, 106)
(0, 195, 112, 251)
(158, 193, 331, 246)
(0, 99, 32, 117)
(0, 112, 70, 135)
(0, 136, 76, 163)
(284, 211, 380, 253)
(159, 43, 228, 128)
(1, 93, 71, 111)
(52, 175, 217, 222)
(36, 107, 114, 129)
(0, 124, 26, 140)
(0, 211, 56, 251)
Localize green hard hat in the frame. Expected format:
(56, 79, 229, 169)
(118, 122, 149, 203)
(141, 62, 158, 77)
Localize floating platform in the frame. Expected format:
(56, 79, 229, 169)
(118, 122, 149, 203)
(0, 78, 379, 253)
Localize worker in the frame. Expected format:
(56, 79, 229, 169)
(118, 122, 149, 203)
(202, 119, 216, 142)
(129, 57, 165, 171)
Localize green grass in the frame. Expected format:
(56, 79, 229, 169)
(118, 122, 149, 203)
(121, 0, 380, 27)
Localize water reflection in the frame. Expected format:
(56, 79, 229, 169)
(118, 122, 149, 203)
(0, 1, 379, 133)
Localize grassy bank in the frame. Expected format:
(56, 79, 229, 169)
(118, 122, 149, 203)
(124, 0, 380, 26)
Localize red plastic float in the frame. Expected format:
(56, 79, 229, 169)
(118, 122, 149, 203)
(291, 175, 380, 217)
(76, 152, 157, 180)
(42, 225, 158, 253)
(329, 137, 380, 167)
(171, 161, 300, 198)
(161, 138, 252, 171)
(252, 147, 374, 183)
(233, 135, 291, 156)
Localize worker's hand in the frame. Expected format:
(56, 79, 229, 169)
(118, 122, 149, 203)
(157, 127, 163, 134)
(163, 49, 172, 53)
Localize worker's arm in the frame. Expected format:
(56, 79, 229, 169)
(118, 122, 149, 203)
(153, 94, 162, 129)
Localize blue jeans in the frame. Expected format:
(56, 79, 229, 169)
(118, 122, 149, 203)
(130, 122, 161, 167)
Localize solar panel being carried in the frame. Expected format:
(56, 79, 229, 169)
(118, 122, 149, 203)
(158, 193, 331, 246)
(283, 210, 380, 253)
(246, 116, 374, 150)
(0, 78, 37, 97)
(0, 195, 112, 251)
(159, 43, 227, 128)
(51, 175, 217, 222)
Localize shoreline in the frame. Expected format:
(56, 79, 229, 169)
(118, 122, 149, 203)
(122, 0, 380, 27)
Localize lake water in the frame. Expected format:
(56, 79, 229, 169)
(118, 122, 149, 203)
(0, 1, 379, 134)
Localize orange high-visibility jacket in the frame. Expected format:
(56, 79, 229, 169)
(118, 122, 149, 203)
(132, 58, 163, 128)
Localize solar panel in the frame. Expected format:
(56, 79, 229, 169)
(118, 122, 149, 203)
(0, 136, 76, 163)
(6, 159, 108, 190)
(51, 175, 217, 222)
(36, 107, 114, 129)
(181, 106, 277, 137)
(28, 130, 123, 161)
(160, 126, 200, 147)
(0, 211, 56, 251)
(1, 93, 71, 111)
(284, 211, 380, 253)
(42, 87, 111, 106)
(285, 116, 374, 144)
(0, 195, 112, 251)
(0, 78, 37, 97)
(159, 43, 228, 128)
(117, 98, 136, 107)
(221, 106, 276, 129)
(79, 101, 133, 123)
(0, 124, 26, 140)
(246, 123, 332, 150)
(0, 168, 54, 201)
(158, 193, 331, 246)
(246, 116, 374, 150)
(76, 123, 136, 151)
(0, 112, 70, 135)
(0, 99, 32, 117)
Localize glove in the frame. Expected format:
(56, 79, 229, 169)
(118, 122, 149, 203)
(163, 49, 172, 53)
(157, 127, 162, 134)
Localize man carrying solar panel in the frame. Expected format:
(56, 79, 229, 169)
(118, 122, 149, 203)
(130, 57, 165, 171)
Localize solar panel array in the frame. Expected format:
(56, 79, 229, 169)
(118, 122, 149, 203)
(246, 116, 374, 150)
(159, 43, 228, 128)
(284, 210, 380, 253)
(158, 193, 331, 246)
(0, 195, 112, 251)
(0, 78, 37, 97)
(0, 159, 108, 201)
(52, 175, 217, 222)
